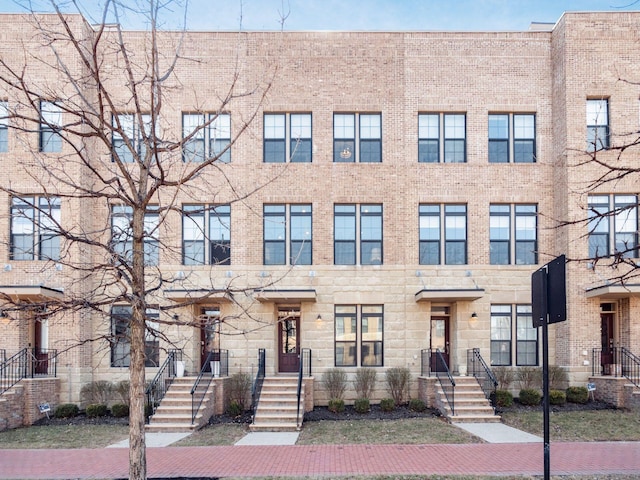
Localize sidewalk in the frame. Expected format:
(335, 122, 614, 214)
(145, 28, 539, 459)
(2, 441, 640, 479)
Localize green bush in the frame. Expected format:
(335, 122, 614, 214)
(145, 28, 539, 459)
(354, 368, 377, 399)
(226, 400, 243, 417)
(226, 372, 252, 411)
(328, 398, 345, 413)
(566, 386, 589, 404)
(380, 398, 395, 412)
(492, 367, 515, 390)
(549, 389, 566, 406)
(111, 403, 129, 418)
(54, 403, 79, 418)
(386, 367, 411, 405)
(354, 398, 370, 414)
(518, 388, 542, 406)
(516, 367, 543, 390)
(86, 403, 108, 418)
(408, 398, 426, 412)
(322, 368, 347, 401)
(494, 389, 514, 408)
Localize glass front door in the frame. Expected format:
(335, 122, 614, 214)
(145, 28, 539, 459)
(278, 308, 300, 373)
(430, 316, 450, 372)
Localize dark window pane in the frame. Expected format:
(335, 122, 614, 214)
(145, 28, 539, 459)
(491, 340, 511, 366)
(183, 241, 205, 265)
(290, 241, 311, 265)
(490, 241, 509, 265)
(418, 139, 439, 163)
(264, 242, 285, 265)
(489, 140, 508, 163)
(290, 139, 312, 162)
(445, 241, 466, 265)
(264, 139, 286, 163)
(515, 241, 536, 265)
(183, 139, 205, 162)
(360, 139, 381, 163)
(419, 241, 439, 265)
(335, 242, 356, 265)
(361, 241, 382, 265)
(514, 140, 535, 163)
(334, 140, 355, 162)
(444, 139, 465, 163)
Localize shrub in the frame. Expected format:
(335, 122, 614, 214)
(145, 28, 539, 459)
(80, 380, 114, 405)
(328, 398, 345, 413)
(86, 403, 108, 418)
(114, 380, 130, 404)
(518, 388, 542, 406)
(354, 398, 370, 414)
(549, 366, 569, 390)
(566, 386, 589, 404)
(492, 367, 515, 390)
(549, 389, 566, 406)
(354, 368, 377, 399)
(408, 398, 426, 412)
(494, 389, 514, 408)
(380, 398, 395, 412)
(516, 367, 543, 390)
(111, 403, 129, 418)
(226, 400, 243, 417)
(322, 368, 347, 401)
(226, 372, 252, 411)
(54, 403, 79, 418)
(386, 367, 410, 405)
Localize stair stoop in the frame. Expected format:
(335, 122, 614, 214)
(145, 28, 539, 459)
(250, 376, 304, 432)
(434, 376, 501, 424)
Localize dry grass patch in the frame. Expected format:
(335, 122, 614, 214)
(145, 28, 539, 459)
(0, 424, 128, 449)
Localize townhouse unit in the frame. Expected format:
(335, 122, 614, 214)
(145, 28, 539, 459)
(1, 10, 640, 428)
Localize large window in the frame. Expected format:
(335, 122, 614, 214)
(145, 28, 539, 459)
(334, 204, 382, 265)
(263, 204, 312, 265)
(335, 305, 383, 367)
(490, 204, 538, 265)
(334, 113, 381, 163)
(182, 204, 231, 265)
(110, 306, 160, 368)
(183, 112, 231, 163)
(588, 194, 638, 259)
(418, 113, 466, 163)
(111, 205, 159, 266)
(113, 113, 151, 163)
(488, 113, 536, 163)
(264, 113, 312, 163)
(419, 204, 466, 265)
(0, 101, 8, 152)
(10, 196, 61, 261)
(491, 304, 537, 366)
(586, 99, 609, 151)
(39, 101, 62, 153)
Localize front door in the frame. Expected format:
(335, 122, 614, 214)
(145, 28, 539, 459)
(33, 311, 49, 375)
(601, 312, 615, 374)
(200, 307, 220, 372)
(430, 316, 450, 372)
(278, 308, 300, 373)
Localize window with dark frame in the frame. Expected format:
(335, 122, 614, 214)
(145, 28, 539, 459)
(588, 194, 638, 259)
(443, 114, 466, 163)
(182, 204, 231, 265)
(110, 306, 160, 368)
(39, 101, 62, 153)
(264, 113, 311, 163)
(444, 204, 467, 265)
(10, 196, 61, 261)
(182, 113, 231, 163)
(334, 204, 382, 265)
(491, 304, 538, 367)
(263, 204, 312, 266)
(488, 113, 536, 163)
(418, 113, 466, 163)
(0, 101, 8, 152)
(113, 113, 151, 163)
(334, 113, 381, 163)
(418, 114, 439, 163)
(111, 205, 159, 266)
(490, 204, 538, 265)
(419, 204, 440, 264)
(490, 204, 510, 265)
(586, 99, 610, 151)
(335, 304, 383, 367)
(515, 204, 537, 265)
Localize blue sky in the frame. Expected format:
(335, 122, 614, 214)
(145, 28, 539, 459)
(3, 0, 639, 31)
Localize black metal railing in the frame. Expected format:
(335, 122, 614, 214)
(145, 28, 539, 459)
(0, 348, 57, 395)
(145, 349, 181, 421)
(251, 348, 266, 423)
(592, 347, 640, 389)
(467, 348, 498, 401)
(433, 349, 456, 416)
(190, 349, 228, 424)
(297, 348, 311, 428)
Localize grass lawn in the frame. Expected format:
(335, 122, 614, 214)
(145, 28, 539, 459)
(0, 424, 128, 449)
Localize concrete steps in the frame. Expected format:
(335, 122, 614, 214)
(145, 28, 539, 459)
(146, 376, 212, 433)
(251, 376, 302, 432)
(436, 376, 501, 423)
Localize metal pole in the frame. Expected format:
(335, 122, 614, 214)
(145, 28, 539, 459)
(542, 316, 550, 480)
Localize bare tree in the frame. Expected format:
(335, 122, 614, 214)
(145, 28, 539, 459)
(0, 1, 280, 478)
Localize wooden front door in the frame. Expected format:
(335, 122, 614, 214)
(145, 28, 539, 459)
(601, 312, 615, 374)
(430, 316, 450, 372)
(278, 309, 300, 373)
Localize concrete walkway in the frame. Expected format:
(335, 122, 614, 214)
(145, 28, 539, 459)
(453, 422, 543, 443)
(107, 432, 192, 448)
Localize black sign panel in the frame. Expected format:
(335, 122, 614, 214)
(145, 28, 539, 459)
(531, 254, 567, 328)
(531, 266, 548, 328)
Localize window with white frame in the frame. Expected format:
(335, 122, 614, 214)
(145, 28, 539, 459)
(586, 99, 610, 151)
(334, 204, 382, 265)
(335, 305, 383, 367)
(10, 196, 61, 261)
(418, 113, 466, 163)
(263, 204, 312, 265)
(182, 112, 231, 163)
(488, 113, 536, 163)
(182, 204, 231, 265)
(491, 304, 538, 366)
(334, 113, 381, 163)
(39, 101, 62, 153)
(490, 204, 538, 265)
(110, 306, 160, 367)
(112, 113, 151, 163)
(419, 204, 467, 265)
(264, 113, 312, 163)
(588, 194, 638, 259)
(111, 205, 159, 266)
(0, 101, 8, 152)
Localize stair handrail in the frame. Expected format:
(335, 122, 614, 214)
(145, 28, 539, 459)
(434, 348, 456, 416)
(145, 349, 180, 421)
(1, 348, 58, 395)
(190, 349, 221, 424)
(467, 348, 498, 401)
(296, 348, 311, 428)
(621, 347, 640, 389)
(251, 348, 266, 423)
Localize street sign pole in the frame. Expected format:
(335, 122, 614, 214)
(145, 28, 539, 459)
(542, 311, 550, 480)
